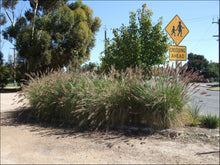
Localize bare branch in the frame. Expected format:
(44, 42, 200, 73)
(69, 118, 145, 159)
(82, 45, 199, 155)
(3, 6, 13, 25)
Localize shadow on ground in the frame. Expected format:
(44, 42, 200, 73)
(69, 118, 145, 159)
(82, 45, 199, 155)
(0, 87, 22, 93)
(1, 105, 219, 150)
(0, 107, 156, 141)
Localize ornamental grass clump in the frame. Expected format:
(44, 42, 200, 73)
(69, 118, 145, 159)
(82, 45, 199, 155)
(22, 62, 203, 130)
(141, 62, 203, 128)
(73, 66, 146, 129)
(200, 114, 219, 129)
(22, 69, 87, 125)
(186, 103, 201, 126)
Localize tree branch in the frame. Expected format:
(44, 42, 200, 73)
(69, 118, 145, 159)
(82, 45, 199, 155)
(3, 6, 13, 25)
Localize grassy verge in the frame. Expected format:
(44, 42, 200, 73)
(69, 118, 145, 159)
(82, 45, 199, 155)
(185, 104, 219, 129)
(6, 82, 21, 87)
(207, 87, 220, 91)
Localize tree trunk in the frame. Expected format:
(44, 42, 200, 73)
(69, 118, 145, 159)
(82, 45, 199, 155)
(31, 0, 38, 39)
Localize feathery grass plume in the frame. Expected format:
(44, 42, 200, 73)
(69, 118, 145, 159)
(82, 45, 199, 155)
(143, 61, 202, 128)
(21, 62, 202, 130)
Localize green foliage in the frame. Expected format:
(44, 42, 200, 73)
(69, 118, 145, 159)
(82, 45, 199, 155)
(81, 62, 98, 72)
(29, 0, 68, 15)
(101, 4, 169, 73)
(0, 52, 11, 88)
(205, 62, 219, 79)
(22, 62, 201, 130)
(4, 62, 14, 82)
(208, 87, 220, 91)
(0, 64, 10, 88)
(0, 51, 3, 64)
(3, 23, 20, 42)
(2, 0, 18, 10)
(186, 53, 219, 80)
(15, 55, 28, 86)
(16, 25, 52, 72)
(1, 0, 19, 30)
(3, 0, 101, 74)
(0, 52, 9, 88)
(200, 114, 219, 129)
(187, 53, 209, 74)
(185, 103, 201, 126)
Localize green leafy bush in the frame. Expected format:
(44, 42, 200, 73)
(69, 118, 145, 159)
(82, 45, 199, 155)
(200, 114, 219, 129)
(0, 64, 10, 88)
(101, 4, 169, 73)
(22, 62, 201, 130)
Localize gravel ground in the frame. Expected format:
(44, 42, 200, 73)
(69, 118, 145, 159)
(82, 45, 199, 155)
(0, 90, 219, 164)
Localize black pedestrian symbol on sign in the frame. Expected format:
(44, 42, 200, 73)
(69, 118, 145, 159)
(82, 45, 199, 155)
(171, 26, 176, 36)
(171, 22, 184, 37)
(176, 21, 184, 37)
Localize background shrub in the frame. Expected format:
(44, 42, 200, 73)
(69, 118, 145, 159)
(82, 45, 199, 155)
(0, 63, 10, 88)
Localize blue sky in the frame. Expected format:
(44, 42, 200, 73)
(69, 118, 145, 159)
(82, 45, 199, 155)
(1, 0, 219, 65)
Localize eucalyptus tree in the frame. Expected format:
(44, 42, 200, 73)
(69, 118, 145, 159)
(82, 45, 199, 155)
(4, 0, 101, 73)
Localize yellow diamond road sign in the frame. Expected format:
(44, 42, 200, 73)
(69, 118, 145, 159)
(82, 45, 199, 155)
(169, 45, 187, 61)
(165, 15, 189, 46)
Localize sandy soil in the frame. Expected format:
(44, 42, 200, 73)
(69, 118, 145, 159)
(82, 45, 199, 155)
(1, 90, 219, 164)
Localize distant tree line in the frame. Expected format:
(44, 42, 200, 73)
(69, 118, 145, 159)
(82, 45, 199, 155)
(186, 53, 219, 81)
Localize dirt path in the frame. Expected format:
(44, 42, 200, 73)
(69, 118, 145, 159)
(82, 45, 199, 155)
(1, 91, 219, 164)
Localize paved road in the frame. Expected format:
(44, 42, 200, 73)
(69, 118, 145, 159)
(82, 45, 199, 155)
(191, 83, 219, 117)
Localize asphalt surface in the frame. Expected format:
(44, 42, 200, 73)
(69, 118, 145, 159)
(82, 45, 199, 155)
(190, 83, 219, 117)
